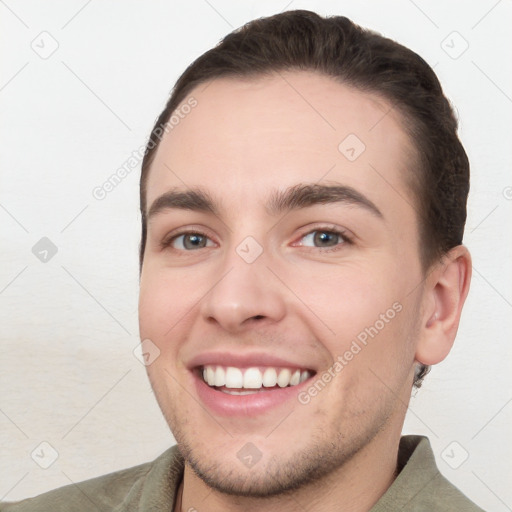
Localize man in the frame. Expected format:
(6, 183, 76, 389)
(2, 9, 483, 512)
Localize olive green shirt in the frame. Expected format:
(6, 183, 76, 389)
(1, 435, 484, 511)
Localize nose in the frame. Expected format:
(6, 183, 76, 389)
(199, 248, 287, 333)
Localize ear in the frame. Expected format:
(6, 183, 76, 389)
(415, 245, 472, 366)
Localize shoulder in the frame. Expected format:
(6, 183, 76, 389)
(424, 472, 486, 512)
(373, 435, 485, 512)
(406, 436, 485, 511)
(0, 446, 183, 512)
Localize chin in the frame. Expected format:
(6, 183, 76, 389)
(174, 427, 372, 498)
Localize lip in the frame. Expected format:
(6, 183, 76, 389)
(193, 369, 314, 417)
(187, 351, 317, 417)
(187, 351, 316, 372)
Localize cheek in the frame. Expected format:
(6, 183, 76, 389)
(138, 268, 189, 344)
(289, 263, 395, 338)
(288, 263, 417, 376)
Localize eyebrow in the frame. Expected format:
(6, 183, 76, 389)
(266, 183, 383, 218)
(148, 187, 219, 219)
(147, 183, 383, 220)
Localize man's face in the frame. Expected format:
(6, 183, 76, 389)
(139, 71, 426, 495)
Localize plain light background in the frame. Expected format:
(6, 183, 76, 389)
(0, 0, 510, 510)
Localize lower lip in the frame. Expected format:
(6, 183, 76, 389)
(193, 372, 312, 417)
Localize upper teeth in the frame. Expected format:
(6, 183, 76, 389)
(202, 365, 311, 389)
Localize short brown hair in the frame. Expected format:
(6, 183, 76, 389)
(139, 10, 470, 387)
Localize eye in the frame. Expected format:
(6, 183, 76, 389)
(166, 231, 215, 251)
(297, 227, 351, 250)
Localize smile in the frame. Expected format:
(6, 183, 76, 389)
(201, 365, 313, 394)
(189, 358, 317, 416)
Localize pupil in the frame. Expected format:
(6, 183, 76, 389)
(315, 231, 337, 247)
(185, 234, 205, 249)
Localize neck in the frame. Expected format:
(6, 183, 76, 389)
(178, 424, 402, 512)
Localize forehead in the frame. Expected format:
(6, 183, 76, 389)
(146, 71, 415, 216)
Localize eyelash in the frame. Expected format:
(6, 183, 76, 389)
(294, 225, 353, 252)
(161, 225, 353, 254)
